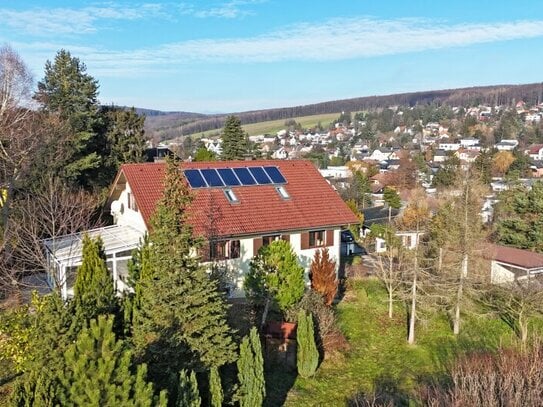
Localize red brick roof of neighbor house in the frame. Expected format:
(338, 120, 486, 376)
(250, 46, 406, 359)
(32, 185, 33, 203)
(118, 160, 359, 238)
(528, 144, 543, 154)
(485, 244, 543, 270)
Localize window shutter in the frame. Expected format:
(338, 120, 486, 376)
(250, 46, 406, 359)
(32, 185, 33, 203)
(301, 232, 310, 250)
(281, 234, 290, 243)
(326, 230, 334, 247)
(253, 237, 263, 255)
(199, 243, 211, 262)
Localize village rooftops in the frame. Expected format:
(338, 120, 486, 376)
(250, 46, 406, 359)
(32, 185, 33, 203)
(110, 159, 359, 239)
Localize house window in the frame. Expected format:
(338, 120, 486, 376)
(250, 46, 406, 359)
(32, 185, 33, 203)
(309, 230, 326, 248)
(275, 186, 290, 199)
(209, 239, 241, 261)
(262, 235, 280, 246)
(127, 192, 138, 212)
(224, 189, 239, 204)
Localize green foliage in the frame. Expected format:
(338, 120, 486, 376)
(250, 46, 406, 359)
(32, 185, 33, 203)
(296, 310, 319, 378)
(57, 315, 162, 407)
(9, 293, 78, 406)
(209, 367, 223, 407)
(104, 106, 147, 166)
(383, 187, 401, 210)
(221, 115, 247, 160)
(495, 182, 543, 251)
(73, 235, 117, 322)
(132, 156, 236, 392)
(245, 240, 305, 313)
(176, 369, 201, 407)
(193, 146, 216, 161)
(472, 149, 493, 184)
(432, 156, 461, 188)
(237, 327, 265, 407)
(35, 49, 105, 188)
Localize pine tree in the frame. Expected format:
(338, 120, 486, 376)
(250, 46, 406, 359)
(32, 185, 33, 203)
(296, 310, 319, 378)
(221, 115, 247, 160)
(57, 315, 165, 406)
(34, 49, 106, 188)
(73, 235, 117, 323)
(383, 186, 401, 223)
(132, 156, 236, 393)
(209, 367, 223, 407)
(237, 327, 265, 407)
(309, 248, 337, 306)
(176, 369, 201, 407)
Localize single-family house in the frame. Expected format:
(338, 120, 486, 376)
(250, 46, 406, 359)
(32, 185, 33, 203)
(46, 160, 359, 299)
(495, 139, 518, 151)
(486, 244, 543, 284)
(527, 144, 543, 161)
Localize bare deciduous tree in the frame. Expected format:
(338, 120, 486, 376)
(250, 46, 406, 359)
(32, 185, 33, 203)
(0, 176, 100, 296)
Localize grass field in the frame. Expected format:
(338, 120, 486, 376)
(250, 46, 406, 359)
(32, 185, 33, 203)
(185, 112, 340, 139)
(266, 278, 526, 407)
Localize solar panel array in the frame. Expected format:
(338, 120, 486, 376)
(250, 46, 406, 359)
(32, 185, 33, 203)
(184, 166, 286, 189)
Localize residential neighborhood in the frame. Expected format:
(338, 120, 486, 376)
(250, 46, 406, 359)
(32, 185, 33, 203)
(3, 2, 543, 405)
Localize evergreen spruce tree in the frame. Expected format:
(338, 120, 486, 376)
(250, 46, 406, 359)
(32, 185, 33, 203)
(237, 327, 265, 407)
(221, 115, 247, 160)
(383, 186, 402, 223)
(73, 235, 117, 323)
(34, 49, 106, 188)
(57, 315, 165, 406)
(176, 369, 201, 407)
(296, 310, 319, 378)
(9, 293, 76, 406)
(209, 367, 223, 407)
(132, 156, 236, 393)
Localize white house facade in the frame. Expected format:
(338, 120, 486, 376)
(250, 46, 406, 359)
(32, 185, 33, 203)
(47, 160, 358, 299)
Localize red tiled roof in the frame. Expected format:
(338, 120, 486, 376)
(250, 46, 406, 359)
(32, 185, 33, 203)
(528, 144, 543, 154)
(485, 244, 543, 270)
(118, 160, 359, 238)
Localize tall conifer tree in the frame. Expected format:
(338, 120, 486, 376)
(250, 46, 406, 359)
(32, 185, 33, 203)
(176, 369, 201, 407)
(237, 327, 265, 407)
(132, 156, 236, 393)
(296, 310, 319, 378)
(73, 235, 117, 323)
(221, 115, 247, 160)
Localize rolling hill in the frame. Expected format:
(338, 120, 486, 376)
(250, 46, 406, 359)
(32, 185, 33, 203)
(143, 82, 543, 141)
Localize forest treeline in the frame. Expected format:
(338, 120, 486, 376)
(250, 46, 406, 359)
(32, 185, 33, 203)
(147, 82, 543, 140)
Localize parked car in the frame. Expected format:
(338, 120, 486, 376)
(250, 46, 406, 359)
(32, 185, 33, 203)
(341, 230, 354, 243)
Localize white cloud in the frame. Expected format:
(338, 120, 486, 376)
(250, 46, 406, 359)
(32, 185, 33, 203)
(0, 3, 167, 36)
(11, 17, 543, 77)
(193, 0, 265, 19)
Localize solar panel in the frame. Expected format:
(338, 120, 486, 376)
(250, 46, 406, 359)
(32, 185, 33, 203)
(233, 168, 256, 185)
(249, 167, 272, 184)
(184, 169, 207, 188)
(200, 169, 224, 187)
(263, 166, 286, 184)
(217, 168, 241, 186)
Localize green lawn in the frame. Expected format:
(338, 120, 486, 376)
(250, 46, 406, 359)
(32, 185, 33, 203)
(184, 113, 340, 140)
(277, 278, 520, 406)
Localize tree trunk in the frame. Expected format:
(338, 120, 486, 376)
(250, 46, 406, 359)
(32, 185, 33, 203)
(408, 224, 420, 345)
(408, 269, 417, 344)
(453, 254, 468, 335)
(260, 297, 271, 328)
(388, 288, 393, 319)
(438, 247, 443, 272)
(388, 255, 394, 318)
(388, 206, 392, 224)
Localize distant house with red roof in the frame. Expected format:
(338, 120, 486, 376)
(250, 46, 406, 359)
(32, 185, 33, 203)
(486, 244, 543, 284)
(46, 160, 358, 299)
(527, 144, 543, 161)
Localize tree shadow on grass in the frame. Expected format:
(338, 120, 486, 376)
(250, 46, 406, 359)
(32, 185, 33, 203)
(263, 360, 297, 407)
(346, 373, 412, 407)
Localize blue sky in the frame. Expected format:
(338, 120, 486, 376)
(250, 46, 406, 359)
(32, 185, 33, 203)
(2, 1, 543, 113)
